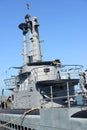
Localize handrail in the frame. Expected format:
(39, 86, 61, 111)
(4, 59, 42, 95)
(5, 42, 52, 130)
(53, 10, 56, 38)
(4, 64, 82, 91)
(40, 87, 85, 108)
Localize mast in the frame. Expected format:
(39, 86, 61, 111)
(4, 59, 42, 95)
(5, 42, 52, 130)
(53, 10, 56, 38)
(18, 21, 29, 65)
(29, 16, 42, 63)
(18, 5, 42, 64)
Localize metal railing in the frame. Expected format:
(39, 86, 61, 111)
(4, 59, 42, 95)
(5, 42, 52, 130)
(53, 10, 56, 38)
(40, 86, 85, 109)
(30, 64, 83, 82)
(4, 77, 16, 86)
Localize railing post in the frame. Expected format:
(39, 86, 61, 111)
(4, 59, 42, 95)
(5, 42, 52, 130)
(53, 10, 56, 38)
(50, 86, 53, 105)
(67, 81, 70, 108)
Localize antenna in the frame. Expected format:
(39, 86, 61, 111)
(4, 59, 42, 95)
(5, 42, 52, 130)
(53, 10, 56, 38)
(26, 3, 30, 10)
(26, 3, 30, 16)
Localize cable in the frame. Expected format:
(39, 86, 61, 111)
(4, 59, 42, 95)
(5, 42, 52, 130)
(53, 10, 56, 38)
(0, 107, 39, 128)
(0, 107, 72, 130)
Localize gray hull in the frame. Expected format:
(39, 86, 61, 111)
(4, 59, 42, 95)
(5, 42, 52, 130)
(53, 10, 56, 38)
(0, 107, 87, 130)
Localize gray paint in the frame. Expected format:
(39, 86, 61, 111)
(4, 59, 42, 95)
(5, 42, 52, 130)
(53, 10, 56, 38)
(1, 9, 87, 130)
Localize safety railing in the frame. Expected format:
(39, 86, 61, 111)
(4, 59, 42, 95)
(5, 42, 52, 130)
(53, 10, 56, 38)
(30, 64, 83, 82)
(4, 64, 83, 88)
(39, 86, 85, 109)
(4, 77, 16, 86)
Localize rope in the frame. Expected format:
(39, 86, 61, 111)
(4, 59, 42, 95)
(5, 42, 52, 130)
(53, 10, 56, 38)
(0, 107, 72, 130)
(0, 107, 39, 128)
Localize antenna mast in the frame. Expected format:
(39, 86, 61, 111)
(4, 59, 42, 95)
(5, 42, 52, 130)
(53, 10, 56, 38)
(19, 3, 42, 64)
(26, 3, 30, 10)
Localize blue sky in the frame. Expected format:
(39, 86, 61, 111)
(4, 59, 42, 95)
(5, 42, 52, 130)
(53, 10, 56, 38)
(0, 0, 87, 95)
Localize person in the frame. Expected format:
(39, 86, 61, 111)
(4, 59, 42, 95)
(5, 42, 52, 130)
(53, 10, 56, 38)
(1, 101, 4, 109)
(6, 96, 11, 108)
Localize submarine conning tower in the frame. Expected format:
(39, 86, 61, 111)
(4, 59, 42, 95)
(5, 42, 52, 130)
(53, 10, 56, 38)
(18, 14, 42, 65)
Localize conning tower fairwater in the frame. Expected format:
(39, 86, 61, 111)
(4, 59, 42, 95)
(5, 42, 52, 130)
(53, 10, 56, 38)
(4, 10, 83, 109)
